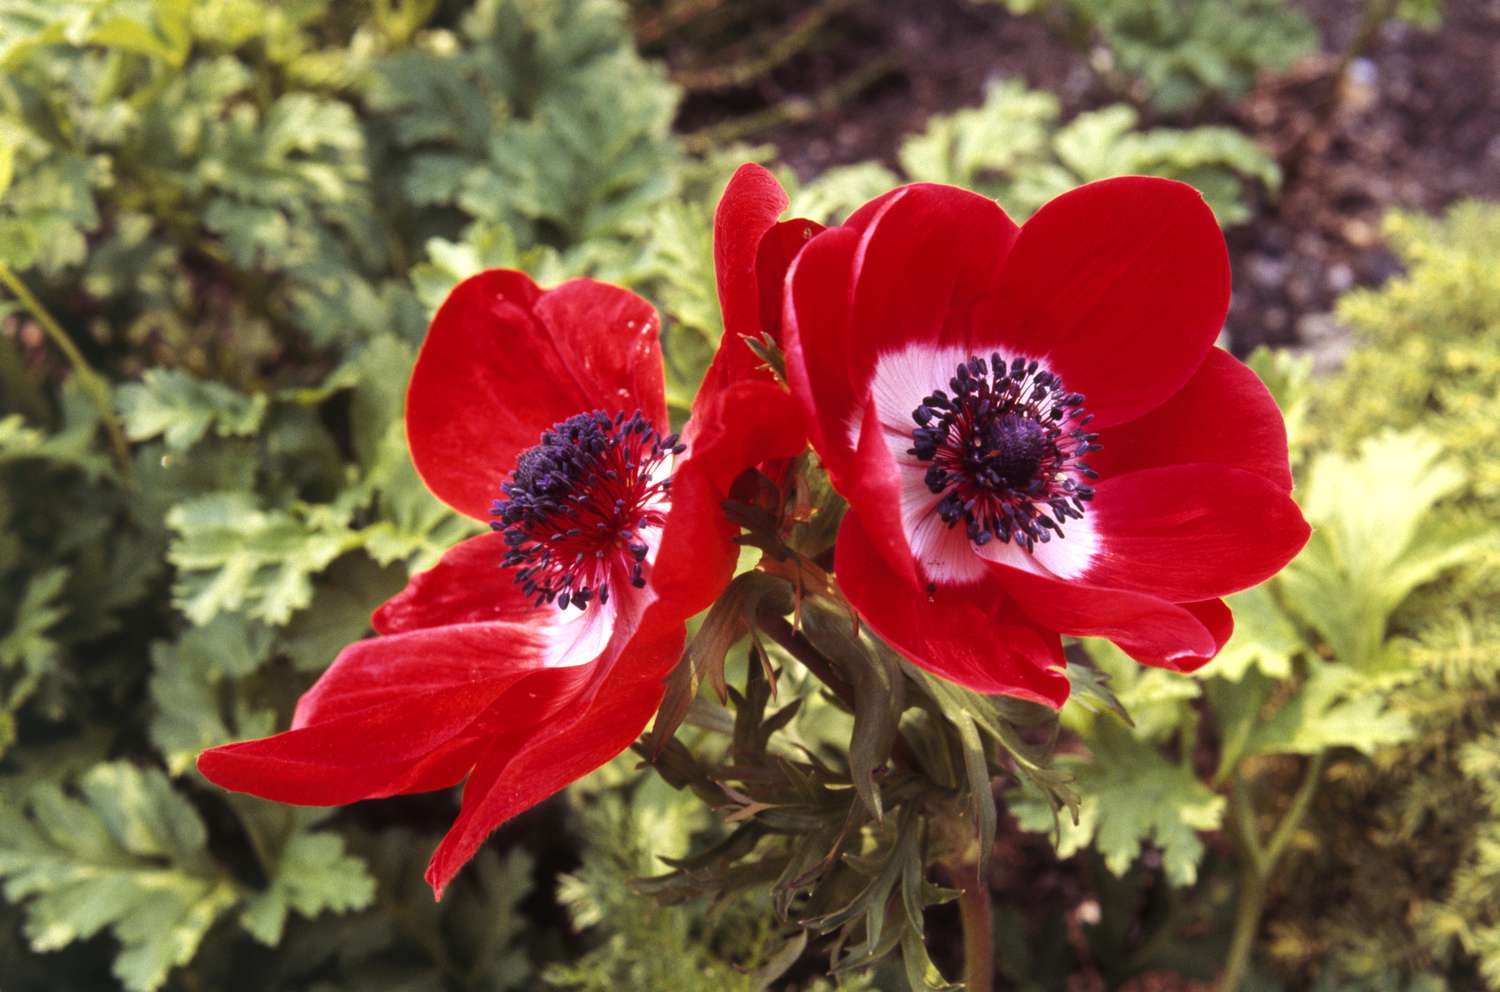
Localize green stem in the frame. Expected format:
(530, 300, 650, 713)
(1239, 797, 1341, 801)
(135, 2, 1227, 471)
(1218, 858, 1268, 992)
(1264, 753, 1327, 868)
(1219, 753, 1328, 992)
(956, 859, 995, 992)
(1231, 777, 1268, 875)
(0, 262, 130, 470)
(1336, 0, 1400, 79)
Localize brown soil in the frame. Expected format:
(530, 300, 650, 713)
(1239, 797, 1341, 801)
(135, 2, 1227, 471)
(644, 0, 1500, 360)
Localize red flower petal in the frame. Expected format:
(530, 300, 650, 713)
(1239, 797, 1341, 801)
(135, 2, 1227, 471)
(373, 528, 631, 672)
(714, 165, 788, 357)
(782, 225, 862, 473)
(788, 186, 1019, 461)
(197, 621, 553, 805)
(1090, 348, 1293, 490)
(703, 163, 822, 396)
(424, 619, 685, 897)
(845, 397, 922, 586)
(835, 510, 1069, 706)
(755, 218, 822, 342)
(1082, 465, 1311, 601)
(846, 185, 1019, 362)
(991, 562, 1221, 672)
(372, 531, 536, 635)
(407, 273, 665, 520)
(657, 378, 808, 617)
(1113, 598, 1233, 673)
(981, 177, 1229, 427)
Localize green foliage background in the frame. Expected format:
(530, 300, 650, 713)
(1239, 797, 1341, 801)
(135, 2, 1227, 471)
(0, 0, 1491, 990)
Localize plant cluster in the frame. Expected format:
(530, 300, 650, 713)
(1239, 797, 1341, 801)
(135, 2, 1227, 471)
(981, 0, 1318, 112)
(0, 1, 1494, 991)
(1260, 202, 1500, 990)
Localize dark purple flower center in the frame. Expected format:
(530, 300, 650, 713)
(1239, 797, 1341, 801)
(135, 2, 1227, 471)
(909, 354, 1099, 553)
(492, 410, 682, 611)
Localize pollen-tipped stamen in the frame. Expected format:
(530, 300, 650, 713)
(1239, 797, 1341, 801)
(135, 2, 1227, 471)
(492, 410, 681, 610)
(908, 354, 1098, 553)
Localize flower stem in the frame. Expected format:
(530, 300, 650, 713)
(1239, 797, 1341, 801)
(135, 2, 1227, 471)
(1218, 859, 1268, 992)
(1218, 753, 1328, 991)
(955, 858, 995, 992)
(0, 262, 130, 470)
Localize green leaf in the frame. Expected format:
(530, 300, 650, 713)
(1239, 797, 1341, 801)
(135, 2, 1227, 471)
(896, 77, 1278, 225)
(0, 139, 98, 273)
(0, 762, 237, 992)
(787, 161, 901, 227)
(643, 571, 791, 758)
(952, 709, 998, 880)
(1242, 666, 1413, 759)
(1205, 583, 1303, 682)
(1281, 430, 1491, 671)
(0, 0, 192, 67)
(279, 553, 407, 672)
(148, 617, 276, 775)
(801, 602, 905, 821)
(1078, 639, 1200, 744)
(0, 566, 68, 675)
(240, 828, 375, 945)
(1013, 719, 1224, 886)
(117, 369, 269, 451)
(166, 492, 360, 626)
(0, 380, 115, 480)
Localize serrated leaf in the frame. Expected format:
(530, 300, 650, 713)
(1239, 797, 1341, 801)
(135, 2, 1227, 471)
(0, 383, 113, 480)
(118, 369, 268, 451)
(148, 617, 276, 775)
(787, 161, 901, 227)
(1077, 639, 1199, 744)
(1242, 666, 1413, 759)
(1205, 583, 1303, 682)
(1281, 430, 1491, 671)
(279, 553, 407, 672)
(240, 830, 375, 945)
(1013, 719, 1224, 887)
(166, 492, 360, 626)
(0, 566, 68, 674)
(896, 76, 1278, 224)
(0, 762, 237, 992)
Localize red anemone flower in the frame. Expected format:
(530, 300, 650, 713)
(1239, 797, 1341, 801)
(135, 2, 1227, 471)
(706, 163, 823, 397)
(780, 177, 1310, 707)
(694, 163, 821, 497)
(199, 270, 802, 896)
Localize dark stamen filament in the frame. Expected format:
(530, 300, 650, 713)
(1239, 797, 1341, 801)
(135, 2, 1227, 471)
(909, 354, 1098, 553)
(492, 410, 682, 610)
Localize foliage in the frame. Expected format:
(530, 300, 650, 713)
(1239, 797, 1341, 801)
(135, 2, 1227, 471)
(0, 0, 698, 987)
(2, 0, 1488, 987)
(1262, 202, 1500, 989)
(1004, 342, 1487, 986)
(986, 0, 1318, 113)
(791, 80, 1282, 227)
(993, 203, 1500, 989)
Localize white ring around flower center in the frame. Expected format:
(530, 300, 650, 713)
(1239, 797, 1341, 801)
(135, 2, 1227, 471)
(855, 342, 1099, 585)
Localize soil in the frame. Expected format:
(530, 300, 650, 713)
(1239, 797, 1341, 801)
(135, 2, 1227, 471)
(643, 0, 1500, 364)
